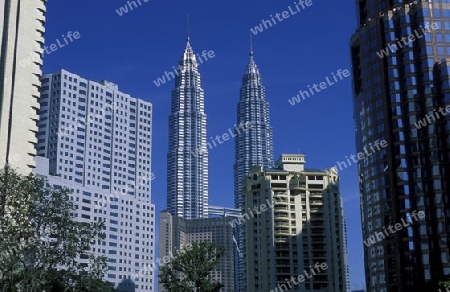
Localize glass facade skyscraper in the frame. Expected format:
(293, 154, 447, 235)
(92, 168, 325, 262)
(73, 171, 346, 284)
(351, 1, 450, 291)
(167, 38, 209, 219)
(233, 51, 274, 292)
(234, 51, 274, 210)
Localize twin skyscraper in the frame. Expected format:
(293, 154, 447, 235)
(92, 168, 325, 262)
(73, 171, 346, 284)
(161, 37, 349, 291)
(165, 37, 274, 220)
(162, 37, 274, 291)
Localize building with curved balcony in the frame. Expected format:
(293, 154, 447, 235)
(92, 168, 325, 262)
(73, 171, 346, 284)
(241, 154, 349, 292)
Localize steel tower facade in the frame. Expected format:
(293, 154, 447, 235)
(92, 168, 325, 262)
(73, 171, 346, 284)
(233, 51, 274, 291)
(234, 52, 274, 208)
(167, 38, 208, 219)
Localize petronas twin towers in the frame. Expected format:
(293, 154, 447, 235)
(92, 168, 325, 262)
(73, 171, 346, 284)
(234, 51, 274, 210)
(166, 38, 209, 219)
(232, 50, 274, 291)
(166, 38, 274, 220)
(165, 37, 273, 290)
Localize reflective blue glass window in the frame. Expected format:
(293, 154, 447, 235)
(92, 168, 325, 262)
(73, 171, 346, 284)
(406, 77, 417, 86)
(389, 68, 399, 78)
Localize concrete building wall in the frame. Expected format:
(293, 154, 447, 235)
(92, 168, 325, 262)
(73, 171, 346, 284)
(0, 0, 46, 173)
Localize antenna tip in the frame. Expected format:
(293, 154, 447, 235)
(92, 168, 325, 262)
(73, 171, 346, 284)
(249, 30, 254, 55)
(187, 13, 191, 40)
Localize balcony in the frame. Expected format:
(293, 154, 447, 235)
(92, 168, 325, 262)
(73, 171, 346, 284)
(274, 200, 289, 206)
(275, 260, 291, 267)
(271, 183, 287, 189)
(274, 213, 290, 219)
(275, 252, 290, 259)
(276, 218, 290, 224)
(311, 230, 324, 235)
(274, 237, 288, 243)
(274, 193, 288, 199)
(308, 184, 324, 190)
(275, 244, 290, 250)
(275, 228, 291, 236)
(312, 253, 327, 258)
(274, 222, 289, 227)
(313, 245, 326, 251)
(274, 207, 289, 212)
(311, 237, 325, 243)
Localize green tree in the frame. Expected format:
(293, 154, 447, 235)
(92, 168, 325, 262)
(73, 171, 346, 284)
(0, 166, 115, 291)
(410, 275, 450, 292)
(439, 277, 450, 291)
(159, 241, 226, 292)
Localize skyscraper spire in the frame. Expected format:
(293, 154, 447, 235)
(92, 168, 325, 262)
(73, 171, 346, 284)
(249, 30, 254, 57)
(167, 37, 208, 219)
(187, 13, 191, 42)
(235, 48, 274, 204)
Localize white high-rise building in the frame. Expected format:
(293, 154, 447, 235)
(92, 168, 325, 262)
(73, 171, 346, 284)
(242, 154, 349, 292)
(35, 69, 155, 291)
(0, 0, 47, 173)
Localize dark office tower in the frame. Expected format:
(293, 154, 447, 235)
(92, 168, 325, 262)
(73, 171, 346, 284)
(351, 1, 450, 291)
(167, 38, 208, 219)
(233, 51, 274, 291)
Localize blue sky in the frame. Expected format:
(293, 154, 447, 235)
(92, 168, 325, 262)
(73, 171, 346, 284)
(43, 0, 365, 289)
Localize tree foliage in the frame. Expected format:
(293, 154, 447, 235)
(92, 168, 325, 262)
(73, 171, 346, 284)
(0, 166, 115, 291)
(441, 280, 450, 288)
(410, 275, 450, 292)
(159, 241, 226, 292)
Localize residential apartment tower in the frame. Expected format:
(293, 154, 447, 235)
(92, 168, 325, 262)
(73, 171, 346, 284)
(241, 154, 349, 292)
